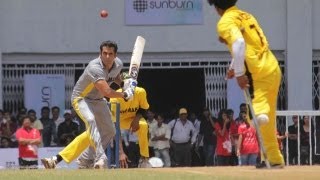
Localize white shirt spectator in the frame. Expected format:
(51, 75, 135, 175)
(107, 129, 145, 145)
(148, 118, 158, 147)
(168, 119, 197, 144)
(151, 123, 171, 150)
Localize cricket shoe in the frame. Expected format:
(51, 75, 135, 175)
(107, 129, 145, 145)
(138, 157, 152, 168)
(255, 161, 284, 169)
(41, 157, 57, 169)
(93, 158, 107, 169)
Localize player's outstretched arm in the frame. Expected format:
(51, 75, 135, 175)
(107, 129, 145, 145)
(94, 79, 125, 98)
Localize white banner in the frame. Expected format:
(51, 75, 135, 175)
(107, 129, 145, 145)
(24, 74, 65, 117)
(125, 0, 203, 25)
(0, 147, 77, 169)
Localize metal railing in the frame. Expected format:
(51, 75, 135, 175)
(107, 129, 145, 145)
(277, 110, 320, 165)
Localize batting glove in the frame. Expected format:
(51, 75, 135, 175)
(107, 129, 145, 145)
(123, 87, 135, 101)
(123, 78, 137, 90)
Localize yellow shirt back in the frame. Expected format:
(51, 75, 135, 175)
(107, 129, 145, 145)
(110, 87, 149, 128)
(217, 6, 278, 79)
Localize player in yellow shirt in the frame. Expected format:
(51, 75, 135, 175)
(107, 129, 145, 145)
(110, 72, 150, 167)
(207, 0, 284, 168)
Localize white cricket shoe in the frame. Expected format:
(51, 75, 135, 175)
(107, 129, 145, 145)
(93, 159, 107, 169)
(41, 158, 57, 169)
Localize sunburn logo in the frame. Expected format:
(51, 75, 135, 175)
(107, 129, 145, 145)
(133, 0, 194, 13)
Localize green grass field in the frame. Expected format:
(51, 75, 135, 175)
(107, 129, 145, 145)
(1, 166, 320, 180)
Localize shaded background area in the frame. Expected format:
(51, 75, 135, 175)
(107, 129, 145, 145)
(138, 68, 206, 119)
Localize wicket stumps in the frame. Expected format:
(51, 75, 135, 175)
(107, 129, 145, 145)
(106, 102, 120, 168)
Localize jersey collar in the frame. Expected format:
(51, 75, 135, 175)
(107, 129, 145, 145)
(224, 6, 238, 14)
(98, 56, 119, 71)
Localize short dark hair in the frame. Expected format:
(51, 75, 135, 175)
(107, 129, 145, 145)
(100, 41, 118, 54)
(19, 107, 27, 113)
(240, 103, 247, 108)
(41, 106, 50, 112)
(51, 106, 60, 111)
(226, 109, 234, 115)
(28, 109, 36, 114)
(21, 115, 32, 123)
(155, 113, 165, 120)
(207, 0, 237, 10)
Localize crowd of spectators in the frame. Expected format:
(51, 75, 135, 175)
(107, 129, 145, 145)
(1, 104, 319, 167)
(0, 106, 85, 149)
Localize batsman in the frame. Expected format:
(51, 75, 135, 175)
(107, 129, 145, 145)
(77, 72, 150, 168)
(207, 0, 284, 168)
(41, 41, 135, 169)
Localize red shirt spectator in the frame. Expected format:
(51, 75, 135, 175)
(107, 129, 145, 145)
(238, 123, 259, 155)
(16, 116, 41, 169)
(215, 122, 232, 156)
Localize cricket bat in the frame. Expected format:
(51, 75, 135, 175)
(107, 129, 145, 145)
(129, 36, 145, 80)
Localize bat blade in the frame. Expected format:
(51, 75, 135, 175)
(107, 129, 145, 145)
(129, 36, 145, 80)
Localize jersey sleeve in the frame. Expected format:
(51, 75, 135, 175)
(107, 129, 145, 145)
(217, 16, 243, 46)
(138, 88, 149, 110)
(87, 65, 106, 83)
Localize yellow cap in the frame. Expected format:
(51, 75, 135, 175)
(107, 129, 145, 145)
(179, 108, 188, 115)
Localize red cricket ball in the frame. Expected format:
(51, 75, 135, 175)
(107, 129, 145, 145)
(100, 10, 108, 18)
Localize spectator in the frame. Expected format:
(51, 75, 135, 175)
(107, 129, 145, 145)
(27, 109, 43, 134)
(288, 115, 299, 165)
(51, 106, 64, 146)
(151, 114, 171, 167)
(57, 110, 79, 146)
(15, 116, 41, 169)
(40, 107, 56, 147)
(215, 109, 232, 166)
(0, 136, 13, 148)
(146, 109, 157, 157)
(168, 108, 197, 167)
(276, 130, 288, 155)
(189, 112, 203, 166)
(235, 103, 247, 123)
(16, 107, 27, 125)
(227, 109, 239, 166)
(51, 106, 64, 129)
(1, 110, 18, 139)
(199, 107, 217, 166)
(237, 111, 259, 166)
(300, 116, 314, 165)
(0, 110, 5, 137)
(0, 109, 5, 124)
